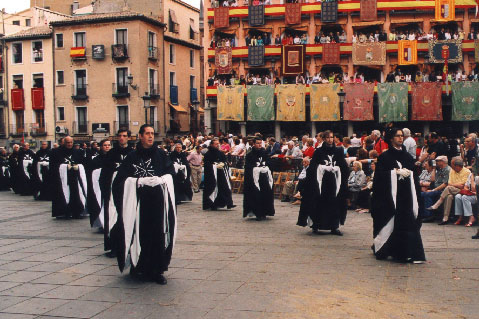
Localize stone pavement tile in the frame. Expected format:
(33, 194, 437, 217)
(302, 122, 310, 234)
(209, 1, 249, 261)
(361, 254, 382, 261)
(27, 262, 75, 273)
(83, 256, 118, 266)
(189, 280, 244, 294)
(145, 306, 209, 319)
(60, 263, 109, 275)
(171, 292, 229, 309)
(0, 313, 37, 319)
(1, 297, 69, 315)
(0, 283, 59, 297)
(38, 284, 99, 300)
(203, 252, 244, 261)
(44, 300, 115, 318)
(0, 261, 44, 271)
(68, 274, 121, 287)
(184, 259, 231, 270)
(93, 265, 121, 276)
(215, 293, 274, 312)
(0, 281, 21, 292)
(74, 246, 107, 256)
(206, 269, 254, 282)
(53, 254, 97, 264)
(91, 303, 155, 319)
(17, 244, 56, 254)
(168, 268, 218, 280)
(104, 275, 152, 289)
(168, 258, 193, 269)
(0, 252, 38, 261)
(0, 269, 15, 279)
(32, 272, 84, 285)
(0, 271, 48, 283)
(205, 309, 265, 319)
(69, 240, 103, 248)
(0, 296, 29, 311)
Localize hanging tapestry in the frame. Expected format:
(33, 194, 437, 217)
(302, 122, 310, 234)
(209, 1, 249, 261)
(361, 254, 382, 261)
(360, 0, 377, 21)
(352, 42, 386, 65)
(435, 0, 455, 21)
(343, 83, 374, 121)
(411, 82, 443, 121)
(214, 7, 230, 29)
(322, 43, 340, 65)
(217, 85, 245, 121)
(282, 45, 306, 75)
(321, 1, 338, 23)
(377, 83, 408, 123)
(249, 5, 265, 26)
(285, 3, 302, 25)
(215, 47, 232, 74)
(310, 83, 340, 122)
(248, 46, 265, 67)
(276, 84, 306, 121)
(451, 82, 479, 121)
(247, 85, 275, 121)
(398, 40, 417, 65)
(428, 39, 462, 63)
(475, 40, 479, 63)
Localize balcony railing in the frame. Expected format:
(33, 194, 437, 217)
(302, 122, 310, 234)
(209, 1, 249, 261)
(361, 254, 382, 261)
(33, 50, 43, 62)
(9, 124, 26, 137)
(148, 46, 158, 60)
(112, 83, 130, 98)
(149, 84, 160, 98)
(71, 84, 88, 100)
(114, 121, 130, 132)
(29, 123, 47, 137)
(170, 85, 178, 105)
(112, 44, 128, 60)
(72, 121, 89, 135)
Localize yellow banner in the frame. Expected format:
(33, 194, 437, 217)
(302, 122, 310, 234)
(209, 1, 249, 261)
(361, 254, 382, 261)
(310, 84, 341, 121)
(276, 84, 306, 121)
(217, 85, 245, 121)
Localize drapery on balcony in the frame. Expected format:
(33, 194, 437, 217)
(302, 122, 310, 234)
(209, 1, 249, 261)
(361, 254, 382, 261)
(11, 89, 25, 110)
(190, 88, 198, 103)
(114, 121, 130, 132)
(148, 46, 158, 60)
(149, 84, 160, 98)
(29, 123, 47, 136)
(112, 44, 128, 60)
(71, 84, 88, 100)
(112, 83, 130, 98)
(72, 121, 89, 135)
(170, 85, 178, 105)
(9, 124, 26, 137)
(70, 47, 86, 60)
(31, 87, 45, 110)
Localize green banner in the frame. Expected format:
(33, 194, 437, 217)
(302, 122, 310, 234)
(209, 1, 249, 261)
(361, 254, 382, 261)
(452, 82, 479, 121)
(247, 85, 275, 121)
(377, 82, 408, 123)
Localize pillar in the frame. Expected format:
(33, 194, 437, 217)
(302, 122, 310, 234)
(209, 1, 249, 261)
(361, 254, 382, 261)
(311, 122, 317, 138)
(240, 122, 246, 137)
(275, 122, 281, 140)
(205, 101, 213, 135)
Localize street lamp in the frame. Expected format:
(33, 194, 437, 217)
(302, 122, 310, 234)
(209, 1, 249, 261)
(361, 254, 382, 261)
(337, 88, 347, 135)
(142, 92, 151, 125)
(127, 74, 138, 90)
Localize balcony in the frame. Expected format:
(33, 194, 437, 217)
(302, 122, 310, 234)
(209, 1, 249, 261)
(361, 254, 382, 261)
(149, 84, 160, 99)
(190, 88, 198, 103)
(72, 121, 89, 135)
(112, 83, 130, 98)
(148, 46, 158, 60)
(9, 124, 26, 137)
(71, 84, 88, 100)
(114, 121, 130, 132)
(112, 44, 128, 60)
(29, 123, 47, 137)
(70, 47, 87, 60)
(170, 85, 178, 105)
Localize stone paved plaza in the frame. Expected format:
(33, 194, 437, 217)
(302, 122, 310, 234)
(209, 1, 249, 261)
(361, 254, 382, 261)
(0, 191, 477, 319)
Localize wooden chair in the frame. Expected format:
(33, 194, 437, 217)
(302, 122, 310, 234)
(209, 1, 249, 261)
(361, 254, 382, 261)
(232, 169, 244, 193)
(272, 172, 282, 198)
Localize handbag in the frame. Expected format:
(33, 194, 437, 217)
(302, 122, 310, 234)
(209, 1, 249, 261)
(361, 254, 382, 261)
(459, 189, 475, 196)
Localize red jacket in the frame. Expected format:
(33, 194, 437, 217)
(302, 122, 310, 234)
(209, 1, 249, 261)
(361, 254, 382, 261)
(303, 146, 315, 158)
(374, 138, 389, 154)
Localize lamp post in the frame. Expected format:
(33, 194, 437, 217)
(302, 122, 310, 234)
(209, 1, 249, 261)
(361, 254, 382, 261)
(142, 92, 151, 125)
(127, 74, 138, 90)
(337, 88, 348, 136)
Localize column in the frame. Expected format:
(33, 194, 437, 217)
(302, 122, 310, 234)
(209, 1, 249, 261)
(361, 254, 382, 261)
(275, 122, 281, 140)
(205, 101, 213, 135)
(311, 122, 317, 138)
(240, 122, 246, 137)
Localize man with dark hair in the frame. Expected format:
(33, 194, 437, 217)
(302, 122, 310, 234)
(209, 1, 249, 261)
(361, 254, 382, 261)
(427, 132, 447, 159)
(169, 143, 193, 204)
(243, 137, 275, 220)
(32, 141, 52, 200)
(297, 130, 349, 235)
(370, 128, 425, 263)
(111, 124, 176, 285)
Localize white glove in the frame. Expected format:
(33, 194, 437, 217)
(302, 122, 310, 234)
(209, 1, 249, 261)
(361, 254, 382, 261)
(396, 168, 411, 180)
(138, 176, 161, 187)
(216, 162, 225, 169)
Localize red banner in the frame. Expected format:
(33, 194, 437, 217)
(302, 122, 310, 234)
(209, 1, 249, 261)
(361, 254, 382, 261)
(343, 83, 374, 121)
(285, 3, 301, 25)
(214, 7, 230, 29)
(282, 45, 305, 75)
(411, 82, 443, 121)
(322, 43, 340, 65)
(11, 89, 25, 111)
(360, 0, 377, 21)
(31, 88, 45, 110)
(215, 47, 232, 75)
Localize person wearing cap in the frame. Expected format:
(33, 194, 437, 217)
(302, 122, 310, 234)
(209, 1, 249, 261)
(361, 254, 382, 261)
(420, 155, 450, 223)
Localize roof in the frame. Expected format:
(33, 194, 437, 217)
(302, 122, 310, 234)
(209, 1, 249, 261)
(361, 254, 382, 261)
(4, 26, 52, 41)
(50, 11, 166, 28)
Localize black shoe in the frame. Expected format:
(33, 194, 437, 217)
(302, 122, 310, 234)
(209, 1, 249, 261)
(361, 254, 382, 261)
(281, 197, 290, 202)
(210, 207, 217, 211)
(227, 205, 236, 209)
(105, 251, 116, 258)
(155, 274, 167, 285)
(472, 234, 479, 239)
(438, 220, 449, 225)
(330, 229, 343, 236)
(421, 216, 435, 223)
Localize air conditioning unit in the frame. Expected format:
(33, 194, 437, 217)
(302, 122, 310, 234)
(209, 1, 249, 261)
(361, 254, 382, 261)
(55, 126, 68, 134)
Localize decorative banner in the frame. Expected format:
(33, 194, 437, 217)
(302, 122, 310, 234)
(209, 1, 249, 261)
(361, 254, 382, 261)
(285, 3, 301, 25)
(310, 84, 340, 122)
(398, 40, 417, 65)
(343, 83, 374, 121)
(214, 7, 230, 29)
(322, 43, 340, 65)
(475, 40, 479, 63)
(215, 47, 232, 74)
(247, 85, 275, 121)
(352, 42, 386, 65)
(435, 0, 455, 21)
(276, 84, 306, 121)
(377, 83, 408, 123)
(411, 82, 443, 121)
(451, 82, 479, 121)
(248, 5, 264, 26)
(282, 45, 306, 75)
(360, 0, 377, 21)
(217, 85, 245, 121)
(428, 39, 462, 63)
(248, 46, 265, 67)
(321, 1, 338, 23)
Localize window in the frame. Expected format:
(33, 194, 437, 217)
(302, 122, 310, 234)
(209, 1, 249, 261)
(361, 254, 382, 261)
(190, 18, 198, 40)
(117, 105, 129, 127)
(56, 70, 64, 85)
(56, 34, 64, 48)
(13, 75, 23, 89)
(148, 31, 156, 47)
(12, 43, 22, 64)
(25, 19, 31, 27)
(190, 75, 195, 90)
(57, 107, 65, 121)
(149, 69, 158, 95)
(33, 74, 43, 88)
(149, 106, 156, 125)
(15, 111, 24, 132)
(170, 72, 176, 86)
(32, 41, 43, 63)
(75, 70, 87, 95)
(116, 68, 128, 94)
(169, 44, 175, 64)
(74, 32, 86, 47)
(12, 20, 20, 26)
(76, 107, 87, 134)
(35, 110, 45, 130)
(115, 29, 128, 45)
(169, 9, 179, 33)
(190, 50, 194, 68)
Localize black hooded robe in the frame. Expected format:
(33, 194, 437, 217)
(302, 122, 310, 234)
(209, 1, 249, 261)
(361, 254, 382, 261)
(169, 150, 193, 203)
(297, 143, 349, 231)
(0, 155, 11, 191)
(87, 152, 109, 228)
(111, 143, 176, 277)
(371, 146, 426, 262)
(202, 147, 233, 210)
(8, 151, 20, 193)
(243, 147, 275, 219)
(17, 149, 35, 196)
(32, 148, 52, 200)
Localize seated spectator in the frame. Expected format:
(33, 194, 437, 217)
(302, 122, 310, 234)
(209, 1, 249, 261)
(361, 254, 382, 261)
(302, 139, 315, 158)
(454, 172, 476, 226)
(281, 157, 310, 203)
(419, 160, 434, 192)
(339, 31, 347, 43)
(420, 156, 450, 222)
(347, 161, 367, 210)
(356, 161, 376, 213)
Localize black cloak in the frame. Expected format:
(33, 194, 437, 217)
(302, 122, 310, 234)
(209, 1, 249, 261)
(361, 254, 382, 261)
(17, 149, 35, 196)
(8, 151, 20, 193)
(86, 152, 109, 227)
(0, 154, 11, 191)
(32, 148, 52, 200)
(169, 150, 193, 203)
(243, 147, 275, 219)
(202, 146, 233, 210)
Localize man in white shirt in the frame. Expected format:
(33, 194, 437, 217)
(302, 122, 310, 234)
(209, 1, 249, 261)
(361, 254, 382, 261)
(402, 128, 417, 160)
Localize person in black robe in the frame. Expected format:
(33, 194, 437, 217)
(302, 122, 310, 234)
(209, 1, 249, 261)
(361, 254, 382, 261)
(8, 144, 20, 193)
(111, 124, 176, 285)
(370, 128, 426, 263)
(50, 136, 88, 219)
(203, 139, 235, 210)
(17, 143, 35, 196)
(32, 141, 52, 200)
(0, 148, 11, 191)
(169, 143, 193, 204)
(243, 137, 275, 220)
(297, 130, 349, 235)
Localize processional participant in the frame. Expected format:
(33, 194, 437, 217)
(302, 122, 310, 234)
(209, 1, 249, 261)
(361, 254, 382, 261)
(8, 144, 20, 193)
(370, 128, 426, 263)
(32, 141, 52, 200)
(111, 124, 176, 285)
(243, 137, 275, 220)
(50, 136, 88, 219)
(0, 148, 11, 191)
(297, 130, 349, 235)
(169, 143, 193, 204)
(203, 139, 235, 210)
(17, 143, 35, 196)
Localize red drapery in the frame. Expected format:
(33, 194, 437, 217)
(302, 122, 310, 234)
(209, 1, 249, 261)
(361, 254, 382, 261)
(322, 43, 340, 65)
(215, 47, 233, 75)
(214, 7, 230, 29)
(285, 3, 302, 25)
(343, 83, 374, 121)
(282, 45, 306, 75)
(411, 82, 443, 121)
(360, 0, 377, 21)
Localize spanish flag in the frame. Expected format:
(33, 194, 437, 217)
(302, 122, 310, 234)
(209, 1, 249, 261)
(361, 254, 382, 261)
(70, 47, 86, 58)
